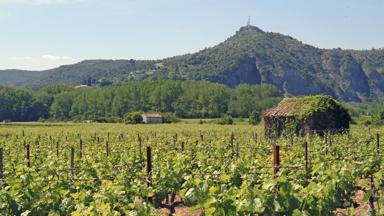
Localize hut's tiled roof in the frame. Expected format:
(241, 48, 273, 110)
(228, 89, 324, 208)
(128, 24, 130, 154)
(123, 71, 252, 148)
(142, 113, 162, 118)
(263, 95, 337, 117)
(263, 100, 310, 117)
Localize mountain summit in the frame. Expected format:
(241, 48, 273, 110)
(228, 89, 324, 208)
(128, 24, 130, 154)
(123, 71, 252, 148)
(1, 25, 384, 102)
(237, 25, 265, 35)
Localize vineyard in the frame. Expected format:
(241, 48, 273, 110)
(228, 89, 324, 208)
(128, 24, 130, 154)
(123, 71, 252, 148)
(0, 122, 383, 215)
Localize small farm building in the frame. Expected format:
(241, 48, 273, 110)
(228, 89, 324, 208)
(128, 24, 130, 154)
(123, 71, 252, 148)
(142, 113, 163, 124)
(263, 95, 351, 138)
(2, 120, 11, 124)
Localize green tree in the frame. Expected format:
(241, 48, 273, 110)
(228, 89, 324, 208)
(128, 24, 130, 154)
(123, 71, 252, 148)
(50, 93, 74, 120)
(124, 112, 143, 124)
(249, 110, 261, 125)
(217, 114, 234, 125)
(161, 112, 180, 123)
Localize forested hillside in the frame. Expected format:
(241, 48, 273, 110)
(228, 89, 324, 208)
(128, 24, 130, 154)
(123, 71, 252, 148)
(0, 70, 47, 87)
(0, 81, 280, 121)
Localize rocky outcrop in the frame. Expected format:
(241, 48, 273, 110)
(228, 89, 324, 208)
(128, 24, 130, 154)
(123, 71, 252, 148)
(209, 57, 261, 88)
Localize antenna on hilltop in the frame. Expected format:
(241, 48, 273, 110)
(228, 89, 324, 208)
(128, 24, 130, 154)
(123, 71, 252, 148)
(247, 16, 251, 28)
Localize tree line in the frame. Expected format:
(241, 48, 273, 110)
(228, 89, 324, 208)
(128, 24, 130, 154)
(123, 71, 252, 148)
(0, 80, 281, 122)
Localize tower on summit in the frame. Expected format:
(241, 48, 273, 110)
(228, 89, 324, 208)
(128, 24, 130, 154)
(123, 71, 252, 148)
(247, 16, 251, 28)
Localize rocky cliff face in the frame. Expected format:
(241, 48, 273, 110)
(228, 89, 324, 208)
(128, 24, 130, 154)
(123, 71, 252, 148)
(209, 57, 261, 87)
(218, 50, 377, 102)
(162, 26, 383, 102)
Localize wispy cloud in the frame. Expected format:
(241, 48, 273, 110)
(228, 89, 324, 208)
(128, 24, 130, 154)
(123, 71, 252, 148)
(0, 0, 85, 5)
(10, 54, 72, 61)
(42, 54, 71, 60)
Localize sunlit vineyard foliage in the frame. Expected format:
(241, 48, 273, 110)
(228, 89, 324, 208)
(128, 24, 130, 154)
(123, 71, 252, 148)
(0, 122, 383, 215)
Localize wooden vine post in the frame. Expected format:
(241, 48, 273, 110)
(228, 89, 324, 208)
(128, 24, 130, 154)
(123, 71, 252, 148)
(329, 132, 333, 147)
(325, 133, 329, 155)
(377, 133, 380, 154)
(230, 132, 234, 147)
(79, 139, 83, 158)
(106, 141, 109, 157)
(70, 147, 75, 186)
(369, 174, 375, 210)
(273, 144, 280, 176)
(138, 134, 143, 162)
(253, 131, 258, 144)
(230, 132, 235, 156)
(181, 142, 185, 152)
(26, 144, 30, 168)
(304, 141, 309, 179)
(173, 133, 178, 147)
(56, 141, 59, 157)
(0, 148, 3, 178)
(36, 139, 40, 152)
(146, 146, 153, 203)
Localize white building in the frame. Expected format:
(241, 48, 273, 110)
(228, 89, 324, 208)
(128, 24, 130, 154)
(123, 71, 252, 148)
(142, 113, 162, 124)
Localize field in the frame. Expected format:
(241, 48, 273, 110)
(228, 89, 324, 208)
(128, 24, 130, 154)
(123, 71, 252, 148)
(0, 122, 383, 215)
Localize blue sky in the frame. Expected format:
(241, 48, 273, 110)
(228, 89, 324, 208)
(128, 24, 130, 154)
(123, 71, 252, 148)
(1, 0, 383, 70)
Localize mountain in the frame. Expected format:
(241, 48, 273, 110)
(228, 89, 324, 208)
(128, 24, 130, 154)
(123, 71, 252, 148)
(0, 70, 48, 87)
(1, 25, 384, 102)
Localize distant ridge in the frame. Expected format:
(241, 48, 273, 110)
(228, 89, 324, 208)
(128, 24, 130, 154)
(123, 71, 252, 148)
(1, 25, 384, 102)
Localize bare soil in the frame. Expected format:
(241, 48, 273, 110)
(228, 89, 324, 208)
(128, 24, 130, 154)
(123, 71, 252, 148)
(335, 189, 370, 216)
(158, 186, 374, 216)
(158, 204, 202, 216)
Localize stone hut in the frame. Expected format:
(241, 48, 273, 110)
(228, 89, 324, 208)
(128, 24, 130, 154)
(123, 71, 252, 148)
(142, 113, 163, 124)
(263, 95, 351, 138)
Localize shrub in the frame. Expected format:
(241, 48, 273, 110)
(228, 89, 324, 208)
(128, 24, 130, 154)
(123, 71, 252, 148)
(217, 114, 233, 125)
(93, 117, 122, 123)
(364, 111, 384, 127)
(124, 112, 143, 124)
(249, 110, 261, 125)
(161, 112, 180, 123)
(363, 120, 372, 126)
(372, 119, 384, 127)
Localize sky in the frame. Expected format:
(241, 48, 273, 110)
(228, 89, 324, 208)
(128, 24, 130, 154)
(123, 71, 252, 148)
(1, 0, 383, 70)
